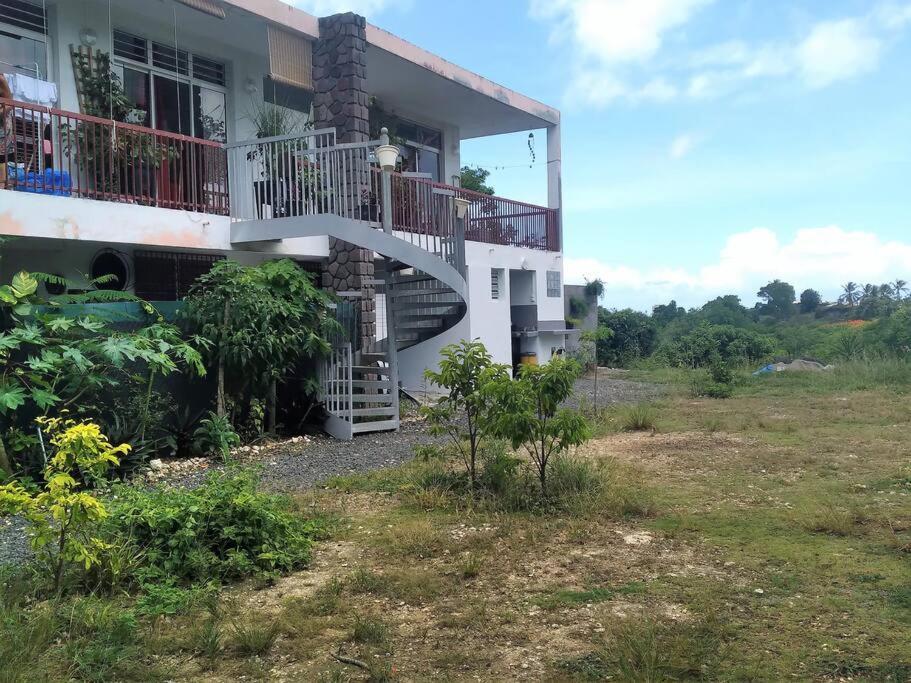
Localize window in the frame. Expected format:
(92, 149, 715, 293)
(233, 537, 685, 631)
(377, 113, 443, 182)
(0, 0, 47, 79)
(263, 75, 313, 114)
(134, 250, 224, 301)
(111, 28, 227, 141)
(491, 268, 504, 300)
(546, 270, 561, 298)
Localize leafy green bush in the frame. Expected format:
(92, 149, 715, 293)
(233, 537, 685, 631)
(658, 323, 774, 368)
(596, 309, 658, 367)
(103, 468, 321, 583)
(192, 411, 240, 461)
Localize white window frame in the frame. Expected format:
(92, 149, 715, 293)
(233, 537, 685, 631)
(112, 29, 228, 140)
(491, 268, 504, 300)
(0, 19, 49, 80)
(546, 270, 561, 298)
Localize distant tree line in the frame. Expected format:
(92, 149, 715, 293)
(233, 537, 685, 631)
(592, 278, 911, 369)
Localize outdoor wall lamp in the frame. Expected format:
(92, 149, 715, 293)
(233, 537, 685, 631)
(454, 197, 471, 220)
(79, 28, 97, 47)
(376, 127, 400, 172)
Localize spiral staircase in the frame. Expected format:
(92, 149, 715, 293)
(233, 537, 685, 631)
(227, 129, 467, 439)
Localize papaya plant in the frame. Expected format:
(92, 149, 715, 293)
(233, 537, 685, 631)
(0, 269, 207, 475)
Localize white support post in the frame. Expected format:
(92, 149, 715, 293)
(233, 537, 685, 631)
(546, 122, 563, 250)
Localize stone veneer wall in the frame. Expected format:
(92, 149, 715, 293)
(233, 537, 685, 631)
(313, 12, 375, 348)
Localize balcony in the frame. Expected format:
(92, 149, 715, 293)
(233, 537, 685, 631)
(2, 98, 558, 252)
(1, 97, 229, 215)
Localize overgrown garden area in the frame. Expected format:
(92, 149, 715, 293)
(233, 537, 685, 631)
(2, 327, 910, 679)
(0, 247, 909, 681)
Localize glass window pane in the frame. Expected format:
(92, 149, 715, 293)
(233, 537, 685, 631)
(120, 67, 150, 126)
(153, 74, 190, 135)
(417, 148, 440, 181)
(193, 84, 226, 142)
(0, 30, 46, 78)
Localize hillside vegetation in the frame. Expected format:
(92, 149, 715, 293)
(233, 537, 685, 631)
(593, 279, 910, 370)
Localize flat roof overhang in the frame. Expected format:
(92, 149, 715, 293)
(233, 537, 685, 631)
(220, 0, 559, 138)
(367, 41, 558, 139)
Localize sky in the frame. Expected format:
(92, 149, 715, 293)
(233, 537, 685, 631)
(287, 0, 911, 312)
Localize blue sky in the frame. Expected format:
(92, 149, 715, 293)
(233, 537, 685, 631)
(291, 0, 911, 311)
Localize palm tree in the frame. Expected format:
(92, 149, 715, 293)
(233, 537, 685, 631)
(839, 282, 859, 307)
(861, 283, 879, 302)
(880, 283, 895, 300)
(893, 279, 908, 300)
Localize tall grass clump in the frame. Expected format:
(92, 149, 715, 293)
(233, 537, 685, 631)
(619, 403, 659, 432)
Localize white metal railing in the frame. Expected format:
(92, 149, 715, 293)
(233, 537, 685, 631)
(321, 343, 353, 425)
(226, 129, 382, 224)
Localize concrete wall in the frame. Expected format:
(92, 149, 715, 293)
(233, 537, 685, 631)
(397, 239, 565, 391)
(0, 190, 328, 258)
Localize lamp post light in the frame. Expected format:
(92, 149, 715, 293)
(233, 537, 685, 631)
(453, 197, 471, 275)
(376, 127, 400, 173)
(454, 197, 471, 220)
(376, 128, 398, 233)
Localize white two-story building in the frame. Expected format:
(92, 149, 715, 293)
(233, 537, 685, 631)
(0, 0, 571, 437)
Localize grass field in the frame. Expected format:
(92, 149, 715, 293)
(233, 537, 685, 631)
(3, 364, 910, 681)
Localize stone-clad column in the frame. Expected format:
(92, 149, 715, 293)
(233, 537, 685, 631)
(313, 12, 375, 349)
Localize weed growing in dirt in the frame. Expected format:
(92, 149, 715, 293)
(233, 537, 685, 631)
(560, 615, 727, 681)
(231, 617, 280, 656)
(619, 403, 659, 431)
(351, 615, 389, 645)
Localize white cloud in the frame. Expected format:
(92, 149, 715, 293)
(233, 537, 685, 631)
(531, 0, 712, 105)
(282, 0, 404, 16)
(797, 19, 882, 88)
(531, 1, 911, 107)
(669, 133, 699, 159)
(565, 226, 911, 309)
(532, 0, 713, 64)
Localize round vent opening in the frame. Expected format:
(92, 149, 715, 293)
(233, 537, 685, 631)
(90, 249, 132, 291)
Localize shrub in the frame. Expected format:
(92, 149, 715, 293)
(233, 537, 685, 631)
(103, 468, 321, 584)
(422, 340, 510, 490)
(192, 411, 240, 461)
(489, 358, 589, 495)
(0, 418, 129, 594)
(658, 323, 774, 368)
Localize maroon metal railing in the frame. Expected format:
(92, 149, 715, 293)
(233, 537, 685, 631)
(372, 168, 560, 252)
(0, 97, 229, 215)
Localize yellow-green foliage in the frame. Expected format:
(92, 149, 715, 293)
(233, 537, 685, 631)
(0, 418, 129, 591)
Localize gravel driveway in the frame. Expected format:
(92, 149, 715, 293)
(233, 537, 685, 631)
(0, 374, 659, 567)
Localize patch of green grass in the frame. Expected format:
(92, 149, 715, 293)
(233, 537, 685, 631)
(458, 553, 482, 579)
(558, 615, 727, 681)
(347, 568, 390, 594)
(796, 501, 866, 536)
(230, 617, 280, 656)
(537, 581, 646, 610)
(350, 615, 389, 645)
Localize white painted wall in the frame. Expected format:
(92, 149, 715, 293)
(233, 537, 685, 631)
(47, 0, 300, 144)
(397, 239, 565, 391)
(0, 189, 328, 257)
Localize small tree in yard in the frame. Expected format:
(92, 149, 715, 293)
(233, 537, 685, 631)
(182, 259, 339, 432)
(491, 358, 589, 495)
(0, 417, 129, 594)
(422, 340, 509, 490)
